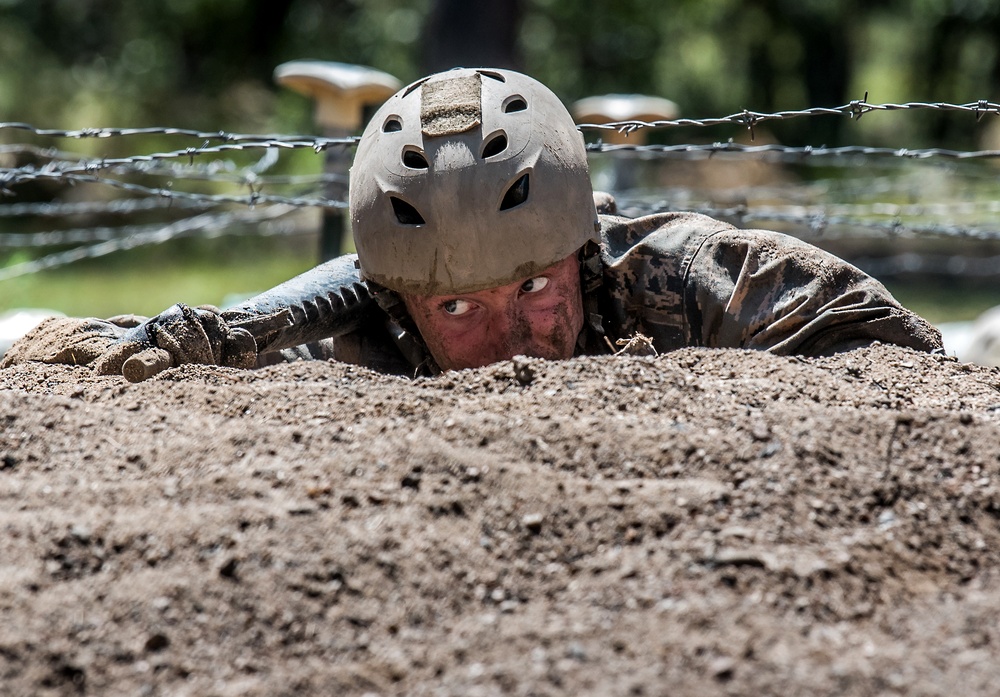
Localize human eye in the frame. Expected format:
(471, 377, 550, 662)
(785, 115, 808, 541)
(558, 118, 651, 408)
(442, 299, 473, 316)
(520, 276, 549, 293)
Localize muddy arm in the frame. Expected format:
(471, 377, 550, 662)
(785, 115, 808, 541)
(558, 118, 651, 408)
(222, 254, 379, 355)
(687, 228, 944, 356)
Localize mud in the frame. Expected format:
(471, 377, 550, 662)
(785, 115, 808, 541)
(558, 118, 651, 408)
(2, 343, 1000, 696)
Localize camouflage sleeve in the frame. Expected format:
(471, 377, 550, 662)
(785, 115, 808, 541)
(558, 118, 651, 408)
(598, 211, 942, 356)
(686, 227, 943, 355)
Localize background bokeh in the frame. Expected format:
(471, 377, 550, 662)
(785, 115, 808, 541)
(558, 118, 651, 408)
(3, 0, 999, 145)
(1, 0, 999, 321)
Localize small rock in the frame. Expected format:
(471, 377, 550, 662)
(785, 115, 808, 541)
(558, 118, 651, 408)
(499, 599, 519, 613)
(143, 633, 170, 653)
(70, 524, 91, 544)
(710, 657, 735, 681)
(521, 513, 544, 533)
(878, 510, 896, 529)
(512, 355, 535, 385)
(286, 502, 318, 516)
(218, 557, 239, 580)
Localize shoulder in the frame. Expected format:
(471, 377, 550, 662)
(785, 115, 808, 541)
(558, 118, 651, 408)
(598, 211, 736, 266)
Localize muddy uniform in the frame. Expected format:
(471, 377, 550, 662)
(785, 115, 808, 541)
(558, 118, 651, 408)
(271, 211, 942, 374)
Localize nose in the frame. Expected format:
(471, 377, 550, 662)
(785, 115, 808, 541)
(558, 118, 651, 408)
(485, 304, 534, 362)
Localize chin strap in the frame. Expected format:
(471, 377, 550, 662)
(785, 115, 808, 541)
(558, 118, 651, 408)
(366, 274, 440, 377)
(576, 240, 612, 356)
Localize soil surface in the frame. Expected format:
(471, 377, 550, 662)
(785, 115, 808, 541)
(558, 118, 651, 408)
(2, 343, 1000, 696)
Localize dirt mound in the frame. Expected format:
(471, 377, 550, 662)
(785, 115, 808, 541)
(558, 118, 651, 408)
(2, 343, 1000, 696)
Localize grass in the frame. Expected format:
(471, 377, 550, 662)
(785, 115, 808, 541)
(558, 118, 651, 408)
(0, 238, 318, 318)
(883, 280, 1000, 325)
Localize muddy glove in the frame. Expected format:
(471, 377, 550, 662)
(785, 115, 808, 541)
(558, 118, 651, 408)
(0, 314, 146, 369)
(92, 303, 291, 382)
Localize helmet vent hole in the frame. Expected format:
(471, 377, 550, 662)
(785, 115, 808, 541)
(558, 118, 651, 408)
(383, 117, 403, 133)
(478, 70, 506, 83)
(481, 133, 508, 159)
(500, 173, 530, 211)
(391, 197, 425, 225)
(402, 149, 429, 169)
(504, 96, 527, 113)
(402, 77, 429, 98)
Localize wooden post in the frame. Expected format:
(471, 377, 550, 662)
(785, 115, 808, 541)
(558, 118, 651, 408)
(274, 61, 401, 261)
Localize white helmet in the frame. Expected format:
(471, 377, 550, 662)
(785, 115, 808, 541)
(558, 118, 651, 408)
(350, 67, 599, 296)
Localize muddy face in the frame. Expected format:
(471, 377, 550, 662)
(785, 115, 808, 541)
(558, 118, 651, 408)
(402, 254, 585, 371)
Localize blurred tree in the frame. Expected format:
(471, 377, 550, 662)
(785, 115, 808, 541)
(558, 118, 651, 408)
(0, 0, 996, 148)
(421, 0, 523, 72)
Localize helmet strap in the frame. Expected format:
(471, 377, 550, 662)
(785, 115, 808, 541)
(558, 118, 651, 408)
(370, 282, 441, 376)
(576, 241, 612, 356)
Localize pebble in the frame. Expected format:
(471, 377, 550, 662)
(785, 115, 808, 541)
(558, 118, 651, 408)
(70, 524, 91, 543)
(521, 513, 544, 532)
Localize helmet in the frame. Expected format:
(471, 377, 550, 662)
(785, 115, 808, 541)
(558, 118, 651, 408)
(350, 68, 599, 296)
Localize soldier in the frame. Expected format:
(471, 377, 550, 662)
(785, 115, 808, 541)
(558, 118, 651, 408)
(2, 68, 942, 380)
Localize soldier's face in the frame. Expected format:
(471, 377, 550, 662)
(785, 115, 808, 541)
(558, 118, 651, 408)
(402, 254, 585, 371)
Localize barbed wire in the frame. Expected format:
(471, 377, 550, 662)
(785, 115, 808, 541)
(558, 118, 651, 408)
(0, 206, 302, 282)
(0, 122, 340, 144)
(0, 139, 355, 188)
(855, 252, 1000, 277)
(588, 141, 1000, 161)
(1, 221, 192, 248)
(576, 99, 1000, 136)
(2, 171, 346, 209)
(4, 99, 998, 143)
(2, 99, 1000, 281)
(3, 123, 998, 189)
(4, 197, 999, 251)
(615, 200, 1000, 241)
(0, 196, 212, 218)
(0, 172, 969, 225)
(0, 169, 928, 219)
(0, 100, 995, 201)
(7, 137, 996, 192)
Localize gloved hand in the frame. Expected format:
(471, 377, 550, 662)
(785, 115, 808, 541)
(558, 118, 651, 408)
(0, 314, 146, 369)
(3, 303, 291, 382)
(92, 303, 263, 382)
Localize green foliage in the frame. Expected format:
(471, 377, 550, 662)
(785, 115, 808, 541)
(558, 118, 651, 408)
(0, 235, 316, 316)
(1, 1, 997, 147)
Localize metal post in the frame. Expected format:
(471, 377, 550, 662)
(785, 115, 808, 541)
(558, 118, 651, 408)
(273, 61, 401, 261)
(572, 94, 679, 193)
